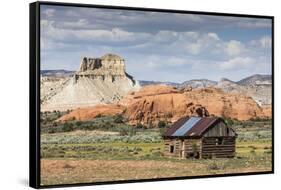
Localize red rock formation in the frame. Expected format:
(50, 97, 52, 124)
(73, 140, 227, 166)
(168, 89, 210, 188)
(57, 104, 125, 122)
(57, 85, 271, 125)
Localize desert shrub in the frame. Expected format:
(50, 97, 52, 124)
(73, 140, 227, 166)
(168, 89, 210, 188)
(48, 129, 56, 134)
(264, 150, 272, 154)
(250, 149, 256, 154)
(62, 123, 74, 132)
(41, 131, 162, 144)
(146, 121, 154, 129)
(63, 164, 75, 169)
(113, 114, 124, 123)
(136, 123, 144, 129)
(248, 145, 257, 150)
(224, 118, 234, 126)
(151, 151, 162, 157)
(103, 121, 114, 129)
(208, 161, 225, 170)
(95, 113, 103, 118)
(118, 125, 136, 136)
(158, 121, 167, 128)
(75, 121, 82, 126)
(159, 128, 167, 136)
(208, 162, 219, 170)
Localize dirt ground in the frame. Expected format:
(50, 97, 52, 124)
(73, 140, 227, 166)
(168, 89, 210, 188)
(40, 159, 271, 186)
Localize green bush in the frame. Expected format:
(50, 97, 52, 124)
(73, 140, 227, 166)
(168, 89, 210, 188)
(113, 114, 124, 123)
(208, 162, 220, 170)
(136, 123, 144, 129)
(118, 125, 136, 136)
(75, 121, 82, 126)
(62, 123, 74, 132)
(158, 121, 167, 128)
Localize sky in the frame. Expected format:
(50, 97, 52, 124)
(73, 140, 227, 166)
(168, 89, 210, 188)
(40, 5, 272, 83)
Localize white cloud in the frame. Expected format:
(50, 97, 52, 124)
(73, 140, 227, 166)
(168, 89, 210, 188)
(224, 40, 245, 57)
(144, 56, 191, 69)
(236, 20, 271, 29)
(259, 36, 272, 48)
(207, 33, 220, 40)
(219, 57, 255, 70)
(249, 35, 272, 49)
(41, 20, 152, 48)
(42, 9, 55, 17)
(40, 7, 271, 82)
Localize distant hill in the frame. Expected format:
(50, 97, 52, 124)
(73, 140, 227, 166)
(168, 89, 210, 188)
(178, 74, 272, 106)
(139, 80, 179, 86)
(41, 70, 75, 77)
(237, 74, 272, 86)
(180, 79, 217, 89)
(41, 69, 272, 107)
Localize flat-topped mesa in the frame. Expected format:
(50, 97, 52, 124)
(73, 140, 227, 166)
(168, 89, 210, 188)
(41, 53, 140, 111)
(76, 54, 127, 82)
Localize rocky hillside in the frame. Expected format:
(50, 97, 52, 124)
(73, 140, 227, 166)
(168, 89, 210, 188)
(179, 74, 272, 106)
(57, 104, 125, 122)
(41, 70, 75, 77)
(57, 85, 271, 125)
(139, 80, 179, 86)
(237, 74, 271, 86)
(180, 79, 217, 89)
(41, 54, 140, 111)
(121, 85, 270, 124)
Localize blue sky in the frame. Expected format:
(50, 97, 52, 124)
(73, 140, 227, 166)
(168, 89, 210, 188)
(40, 5, 272, 83)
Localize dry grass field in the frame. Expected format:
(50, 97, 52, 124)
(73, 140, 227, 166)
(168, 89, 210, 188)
(41, 156, 271, 186)
(40, 114, 272, 186)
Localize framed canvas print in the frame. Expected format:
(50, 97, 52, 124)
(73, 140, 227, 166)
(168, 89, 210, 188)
(29, 1, 274, 188)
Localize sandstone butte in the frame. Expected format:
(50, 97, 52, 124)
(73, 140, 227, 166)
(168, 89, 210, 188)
(41, 53, 140, 112)
(57, 85, 272, 125)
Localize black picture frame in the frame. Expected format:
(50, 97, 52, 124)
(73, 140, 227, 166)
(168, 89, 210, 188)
(29, 1, 274, 189)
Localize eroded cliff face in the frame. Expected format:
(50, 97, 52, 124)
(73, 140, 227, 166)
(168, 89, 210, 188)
(41, 54, 140, 111)
(120, 85, 271, 125)
(75, 54, 127, 80)
(57, 84, 271, 125)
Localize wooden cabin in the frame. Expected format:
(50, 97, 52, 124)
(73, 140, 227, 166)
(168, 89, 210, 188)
(162, 116, 237, 159)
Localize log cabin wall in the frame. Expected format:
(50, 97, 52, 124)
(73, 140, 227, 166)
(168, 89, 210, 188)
(183, 139, 202, 158)
(201, 121, 236, 158)
(164, 139, 181, 157)
(203, 121, 236, 137)
(163, 118, 237, 159)
(201, 137, 236, 158)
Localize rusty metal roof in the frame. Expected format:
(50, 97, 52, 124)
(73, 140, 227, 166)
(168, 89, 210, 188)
(163, 116, 221, 138)
(163, 116, 189, 136)
(172, 117, 202, 136)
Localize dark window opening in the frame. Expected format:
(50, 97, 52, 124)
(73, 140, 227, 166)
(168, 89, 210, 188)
(227, 128, 230, 135)
(170, 145, 174, 153)
(216, 137, 223, 145)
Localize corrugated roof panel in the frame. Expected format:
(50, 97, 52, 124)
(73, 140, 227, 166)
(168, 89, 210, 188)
(163, 116, 189, 136)
(172, 117, 201, 136)
(185, 117, 217, 136)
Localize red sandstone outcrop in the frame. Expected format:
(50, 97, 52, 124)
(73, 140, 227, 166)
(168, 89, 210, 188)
(57, 85, 271, 125)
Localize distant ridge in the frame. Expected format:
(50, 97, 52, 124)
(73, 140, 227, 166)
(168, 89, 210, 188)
(41, 70, 75, 77)
(41, 69, 272, 106)
(237, 74, 271, 86)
